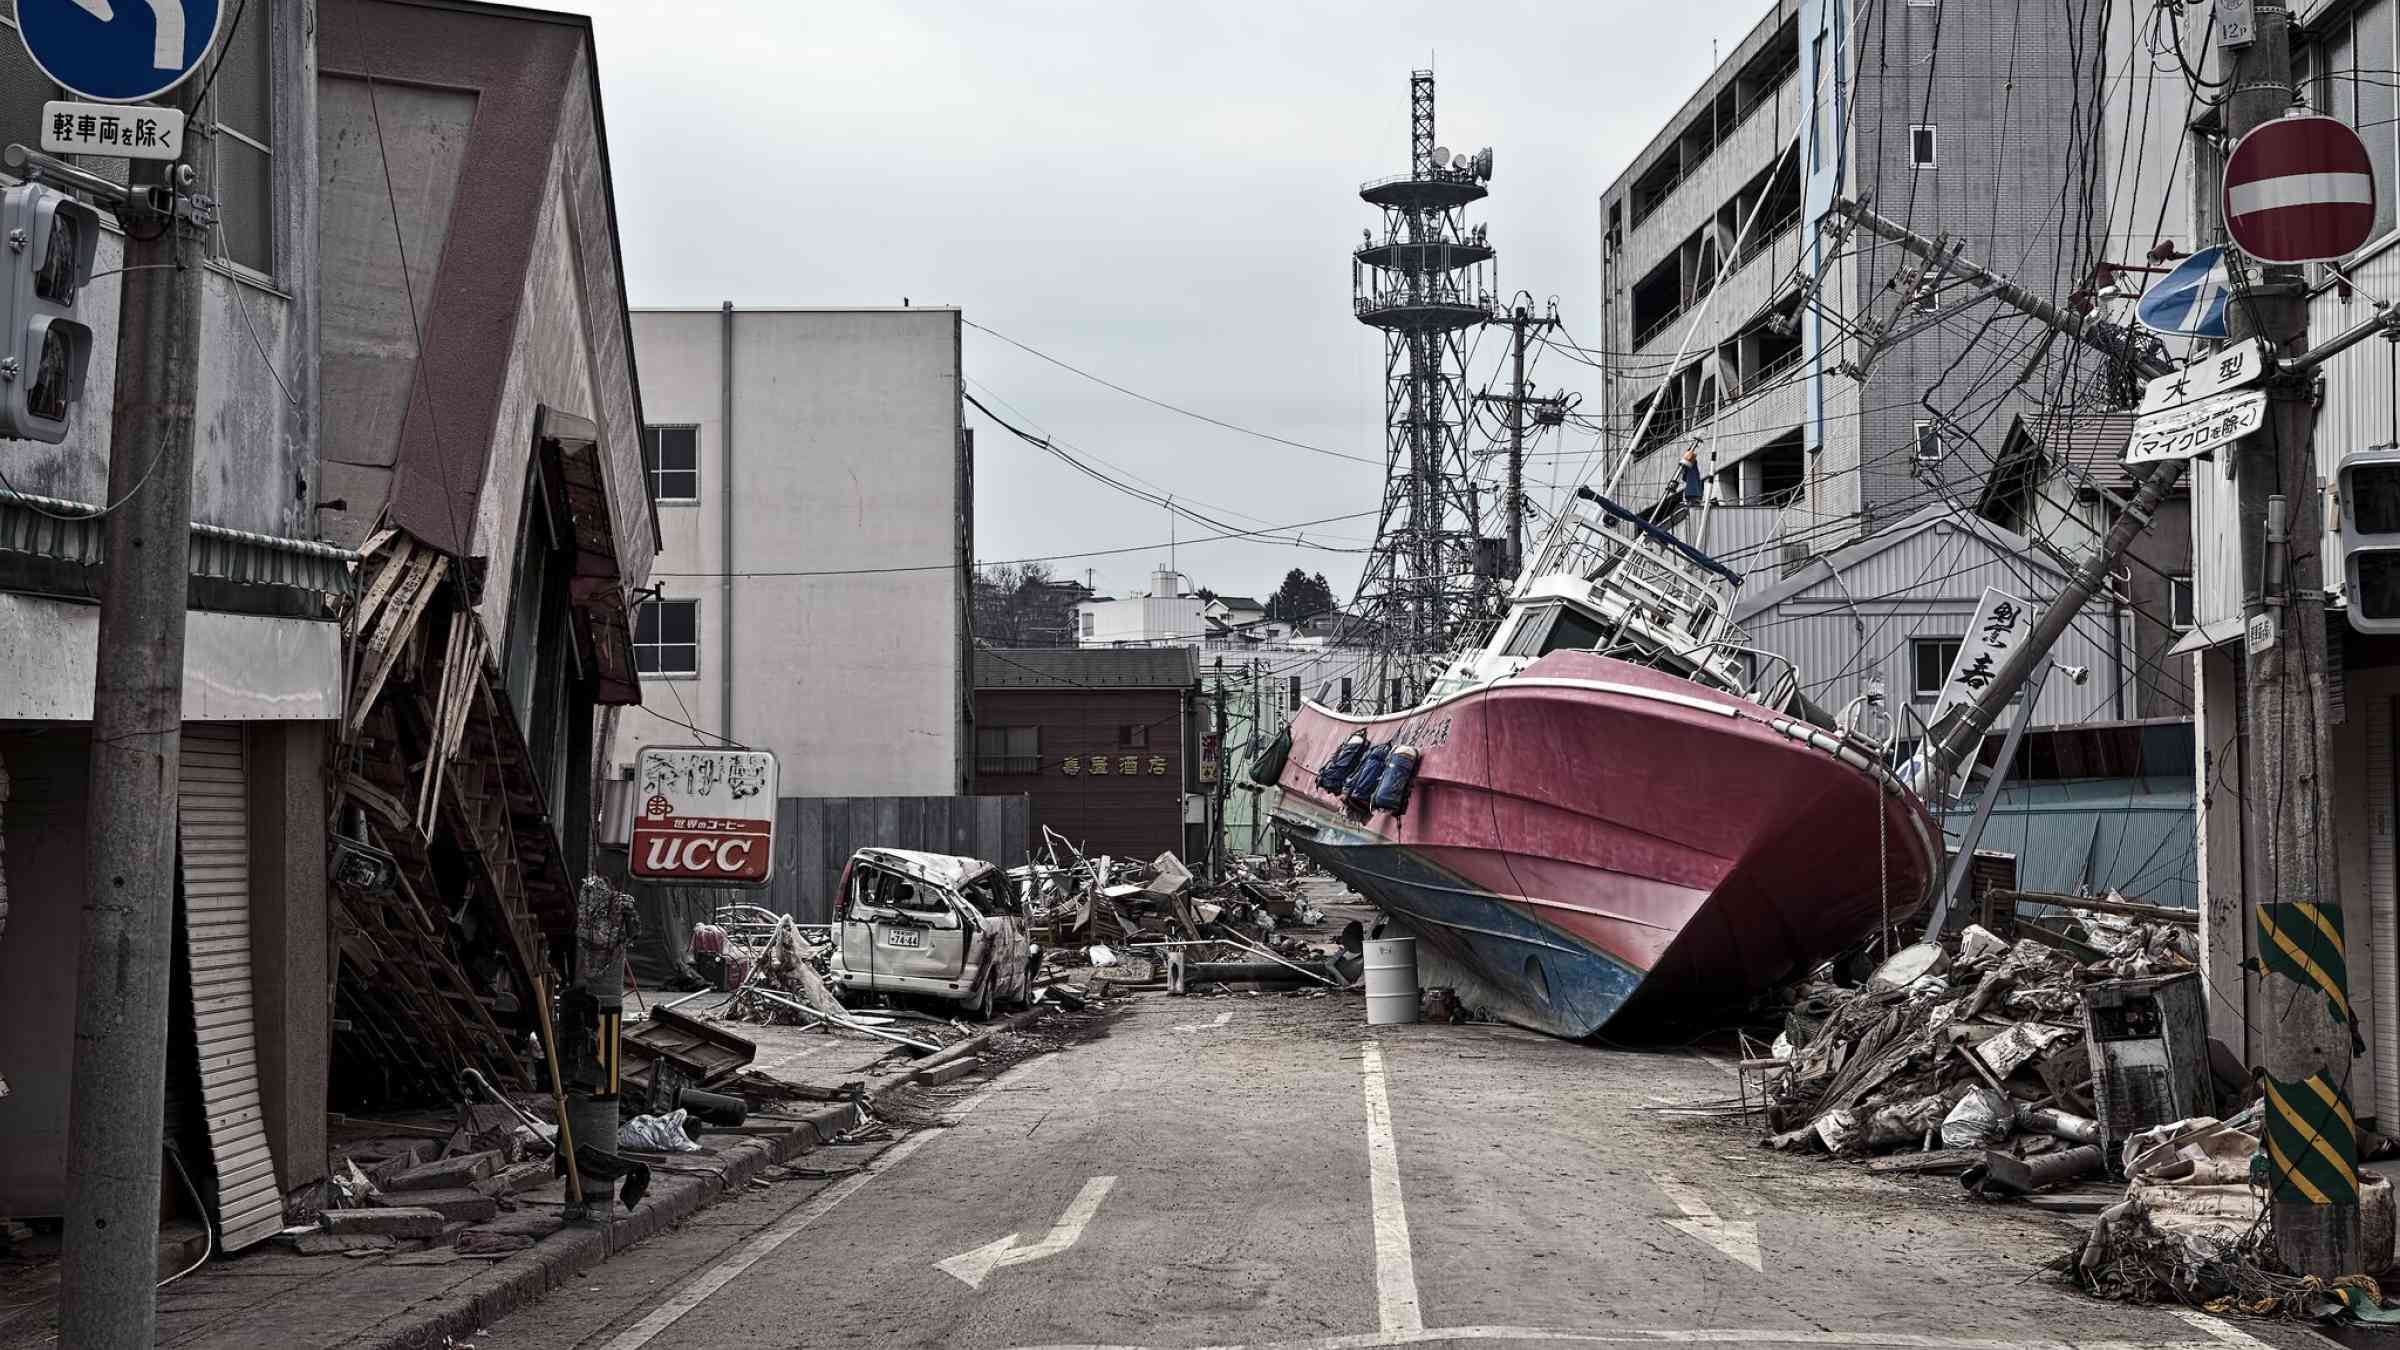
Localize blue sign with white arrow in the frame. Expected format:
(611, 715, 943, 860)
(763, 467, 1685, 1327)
(2136, 245, 2232, 339)
(18, 0, 223, 105)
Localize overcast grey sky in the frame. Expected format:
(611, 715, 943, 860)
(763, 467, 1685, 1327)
(584, 0, 1770, 601)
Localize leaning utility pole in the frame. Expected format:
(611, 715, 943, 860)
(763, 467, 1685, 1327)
(61, 106, 212, 1347)
(2220, 5, 2359, 1277)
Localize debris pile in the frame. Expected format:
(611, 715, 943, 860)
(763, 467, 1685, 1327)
(1759, 897, 2206, 1203)
(2072, 1107, 2396, 1315)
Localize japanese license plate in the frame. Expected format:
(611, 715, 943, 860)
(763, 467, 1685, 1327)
(883, 927, 924, 949)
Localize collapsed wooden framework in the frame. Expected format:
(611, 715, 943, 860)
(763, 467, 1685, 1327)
(330, 530, 581, 1106)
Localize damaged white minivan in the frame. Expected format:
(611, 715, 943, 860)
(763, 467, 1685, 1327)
(827, 849, 1038, 1019)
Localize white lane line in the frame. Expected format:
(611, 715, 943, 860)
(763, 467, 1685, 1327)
(2164, 1309, 2284, 1350)
(1654, 1174, 1762, 1272)
(1686, 1049, 1735, 1078)
(1001, 1327, 2239, 1350)
(1359, 1040, 1423, 1336)
(1173, 1010, 1236, 1032)
(1211, 1010, 1233, 1027)
(591, 1067, 1028, 1350)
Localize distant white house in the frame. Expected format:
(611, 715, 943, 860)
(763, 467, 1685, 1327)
(1077, 569, 1207, 647)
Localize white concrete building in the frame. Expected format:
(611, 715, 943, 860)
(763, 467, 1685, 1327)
(608, 306, 973, 796)
(1076, 568, 1206, 647)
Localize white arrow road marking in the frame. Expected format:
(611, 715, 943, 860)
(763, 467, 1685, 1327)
(1655, 1174, 1762, 1272)
(1173, 1010, 1234, 1031)
(937, 1175, 1117, 1289)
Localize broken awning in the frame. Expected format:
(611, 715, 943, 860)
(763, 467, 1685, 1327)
(0, 486, 358, 601)
(2167, 617, 2242, 656)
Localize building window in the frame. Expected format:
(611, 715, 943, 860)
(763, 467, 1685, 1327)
(206, 0, 276, 276)
(1118, 723, 1150, 748)
(1079, 611, 1094, 637)
(1909, 125, 1938, 169)
(2169, 573, 2195, 631)
(635, 599, 699, 676)
(1913, 420, 1943, 465)
(975, 725, 1040, 775)
(643, 425, 699, 503)
(1912, 638, 1962, 700)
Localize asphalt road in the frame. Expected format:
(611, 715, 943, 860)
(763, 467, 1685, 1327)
(483, 992, 2327, 1350)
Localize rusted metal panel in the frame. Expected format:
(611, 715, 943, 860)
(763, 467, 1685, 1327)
(177, 724, 285, 1253)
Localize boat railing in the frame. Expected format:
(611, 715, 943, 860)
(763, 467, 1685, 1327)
(1529, 492, 1740, 653)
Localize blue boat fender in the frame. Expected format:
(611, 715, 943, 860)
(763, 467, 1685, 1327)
(1341, 742, 1392, 810)
(1371, 744, 1421, 815)
(1315, 732, 1368, 792)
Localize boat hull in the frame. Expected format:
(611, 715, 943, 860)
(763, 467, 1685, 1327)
(1268, 651, 1941, 1038)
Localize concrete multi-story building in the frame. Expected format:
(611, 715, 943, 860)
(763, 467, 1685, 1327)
(608, 307, 973, 797)
(1597, 0, 2111, 569)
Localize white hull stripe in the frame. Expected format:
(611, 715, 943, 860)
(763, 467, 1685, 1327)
(2228, 171, 2373, 216)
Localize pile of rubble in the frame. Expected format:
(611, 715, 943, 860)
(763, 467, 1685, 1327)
(1759, 898, 2206, 1196)
(1013, 840, 1356, 995)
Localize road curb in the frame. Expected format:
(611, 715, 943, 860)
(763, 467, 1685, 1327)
(355, 1009, 1044, 1350)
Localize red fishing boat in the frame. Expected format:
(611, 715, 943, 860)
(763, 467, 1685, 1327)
(1265, 489, 1942, 1038)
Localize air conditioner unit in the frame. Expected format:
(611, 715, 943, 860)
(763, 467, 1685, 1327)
(2080, 972, 2213, 1172)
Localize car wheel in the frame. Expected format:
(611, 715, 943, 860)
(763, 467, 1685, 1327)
(966, 970, 996, 1022)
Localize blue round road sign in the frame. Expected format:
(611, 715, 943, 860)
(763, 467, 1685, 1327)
(18, 0, 224, 105)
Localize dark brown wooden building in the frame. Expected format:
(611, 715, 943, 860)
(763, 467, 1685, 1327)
(973, 648, 1200, 861)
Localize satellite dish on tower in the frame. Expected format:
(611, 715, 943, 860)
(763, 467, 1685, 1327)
(1430, 146, 1450, 168)
(1452, 153, 1470, 170)
(1473, 147, 1494, 181)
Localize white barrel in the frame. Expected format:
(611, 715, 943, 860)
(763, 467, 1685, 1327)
(1363, 937, 1420, 1025)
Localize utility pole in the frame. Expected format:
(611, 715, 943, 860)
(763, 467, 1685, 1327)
(2220, 4, 2359, 1277)
(1477, 299, 1564, 577)
(60, 104, 211, 1348)
(1210, 666, 1228, 881)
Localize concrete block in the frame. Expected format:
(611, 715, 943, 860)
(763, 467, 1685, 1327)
(374, 1187, 498, 1223)
(918, 1056, 982, 1086)
(475, 1160, 556, 1197)
(293, 1232, 395, 1255)
(322, 1207, 446, 1239)
(385, 1150, 501, 1191)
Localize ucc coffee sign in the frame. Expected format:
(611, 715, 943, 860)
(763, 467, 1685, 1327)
(630, 746, 779, 885)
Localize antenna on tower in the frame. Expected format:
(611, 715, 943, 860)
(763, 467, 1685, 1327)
(1349, 69, 1498, 681)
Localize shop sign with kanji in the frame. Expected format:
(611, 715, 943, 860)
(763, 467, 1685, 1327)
(1928, 587, 2032, 727)
(631, 746, 779, 885)
(1059, 754, 1169, 777)
(39, 100, 183, 160)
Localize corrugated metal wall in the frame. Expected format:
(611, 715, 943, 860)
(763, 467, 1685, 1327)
(1737, 519, 2122, 723)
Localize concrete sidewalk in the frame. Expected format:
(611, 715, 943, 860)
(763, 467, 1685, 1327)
(0, 1003, 1039, 1350)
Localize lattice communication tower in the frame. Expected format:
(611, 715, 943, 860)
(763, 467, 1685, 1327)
(1351, 70, 1498, 688)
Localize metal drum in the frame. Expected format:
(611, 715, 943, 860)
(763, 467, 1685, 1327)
(1363, 937, 1420, 1025)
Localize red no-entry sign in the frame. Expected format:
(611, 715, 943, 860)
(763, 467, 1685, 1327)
(2223, 115, 2379, 264)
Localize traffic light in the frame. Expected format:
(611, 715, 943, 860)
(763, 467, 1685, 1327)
(0, 183, 98, 442)
(2338, 447, 2400, 633)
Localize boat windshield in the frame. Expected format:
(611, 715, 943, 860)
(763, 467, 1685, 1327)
(1501, 604, 1609, 658)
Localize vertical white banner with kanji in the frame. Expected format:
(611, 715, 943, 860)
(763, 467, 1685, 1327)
(1929, 587, 2033, 729)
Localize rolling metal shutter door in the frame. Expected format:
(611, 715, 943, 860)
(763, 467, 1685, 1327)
(177, 725, 284, 1251)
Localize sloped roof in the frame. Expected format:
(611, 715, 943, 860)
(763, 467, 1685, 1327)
(1730, 505, 2069, 620)
(975, 646, 1201, 690)
(1982, 411, 2140, 519)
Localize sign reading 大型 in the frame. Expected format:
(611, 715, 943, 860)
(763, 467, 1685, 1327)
(2136, 338, 2264, 416)
(1929, 587, 2032, 729)
(40, 100, 184, 160)
(631, 746, 779, 885)
(18, 0, 223, 104)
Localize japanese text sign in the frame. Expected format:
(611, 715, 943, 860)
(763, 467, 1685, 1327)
(40, 100, 183, 160)
(631, 746, 779, 885)
(1929, 588, 2032, 728)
